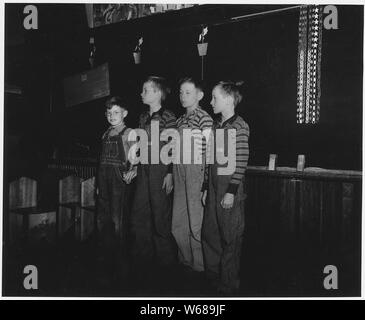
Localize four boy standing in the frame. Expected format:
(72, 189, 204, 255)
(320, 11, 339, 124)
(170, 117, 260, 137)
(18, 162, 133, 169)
(97, 78, 249, 295)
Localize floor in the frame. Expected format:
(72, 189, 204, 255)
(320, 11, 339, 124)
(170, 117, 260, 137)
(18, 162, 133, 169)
(4, 237, 217, 297)
(3, 227, 360, 297)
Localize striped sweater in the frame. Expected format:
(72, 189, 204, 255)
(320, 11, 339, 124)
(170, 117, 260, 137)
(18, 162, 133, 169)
(202, 114, 250, 195)
(176, 106, 213, 160)
(176, 107, 213, 130)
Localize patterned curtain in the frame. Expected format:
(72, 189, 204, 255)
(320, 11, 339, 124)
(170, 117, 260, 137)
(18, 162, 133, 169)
(297, 5, 323, 124)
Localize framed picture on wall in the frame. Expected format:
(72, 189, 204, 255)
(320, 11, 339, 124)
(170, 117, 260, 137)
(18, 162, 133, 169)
(85, 3, 196, 28)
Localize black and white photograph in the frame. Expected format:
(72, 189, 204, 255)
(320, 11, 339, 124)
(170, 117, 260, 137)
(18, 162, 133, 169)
(1, 1, 363, 301)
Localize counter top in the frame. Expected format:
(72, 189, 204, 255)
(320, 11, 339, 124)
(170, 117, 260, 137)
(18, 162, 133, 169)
(246, 166, 362, 181)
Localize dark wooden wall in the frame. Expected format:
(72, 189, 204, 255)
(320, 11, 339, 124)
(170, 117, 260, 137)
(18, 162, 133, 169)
(242, 169, 361, 295)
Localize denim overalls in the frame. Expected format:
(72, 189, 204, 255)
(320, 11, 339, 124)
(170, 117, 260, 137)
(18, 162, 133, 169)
(97, 126, 129, 272)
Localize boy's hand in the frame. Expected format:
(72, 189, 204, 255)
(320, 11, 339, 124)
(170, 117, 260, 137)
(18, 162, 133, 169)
(162, 173, 173, 195)
(201, 190, 207, 206)
(123, 170, 137, 184)
(221, 193, 234, 209)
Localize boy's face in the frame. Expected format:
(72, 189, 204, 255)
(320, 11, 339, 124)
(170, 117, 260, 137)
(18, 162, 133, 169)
(141, 81, 161, 106)
(106, 105, 127, 127)
(179, 82, 203, 110)
(210, 86, 231, 114)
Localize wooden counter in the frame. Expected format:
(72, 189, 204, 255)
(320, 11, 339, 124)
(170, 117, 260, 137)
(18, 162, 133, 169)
(243, 165, 361, 294)
(8, 159, 362, 294)
(247, 166, 362, 181)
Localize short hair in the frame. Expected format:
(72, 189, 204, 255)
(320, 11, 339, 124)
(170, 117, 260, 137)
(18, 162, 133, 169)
(144, 76, 171, 102)
(178, 77, 205, 92)
(215, 81, 244, 107)
(105, 96, 129, 111)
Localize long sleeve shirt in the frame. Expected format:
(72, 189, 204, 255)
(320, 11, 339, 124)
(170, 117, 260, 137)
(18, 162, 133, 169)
(202, 114, 250, 195)
(139, 107, 177, 172)
(176, 106, 213, 163)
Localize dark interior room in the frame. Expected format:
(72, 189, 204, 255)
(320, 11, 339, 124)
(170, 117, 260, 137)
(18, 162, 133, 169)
(3, 3, 363, 298)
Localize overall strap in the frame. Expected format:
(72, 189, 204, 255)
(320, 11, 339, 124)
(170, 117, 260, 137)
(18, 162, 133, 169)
(119, 126, 129, 167)
(120, 126, 128, 136)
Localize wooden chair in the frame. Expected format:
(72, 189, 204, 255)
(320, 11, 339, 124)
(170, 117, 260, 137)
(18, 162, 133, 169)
(58, 175, 98, 241)
(9, 177, 57, 245)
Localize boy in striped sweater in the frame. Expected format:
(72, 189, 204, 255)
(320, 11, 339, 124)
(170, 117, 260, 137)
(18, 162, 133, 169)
(201, 81, 249, 295)
(172, 77, 213, 273)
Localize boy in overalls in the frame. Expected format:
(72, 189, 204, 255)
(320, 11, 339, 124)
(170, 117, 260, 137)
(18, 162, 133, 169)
(97, 96, 136, 285)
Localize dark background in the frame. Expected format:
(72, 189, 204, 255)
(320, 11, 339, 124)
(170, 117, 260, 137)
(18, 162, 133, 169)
(4, 4, 363, 180)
